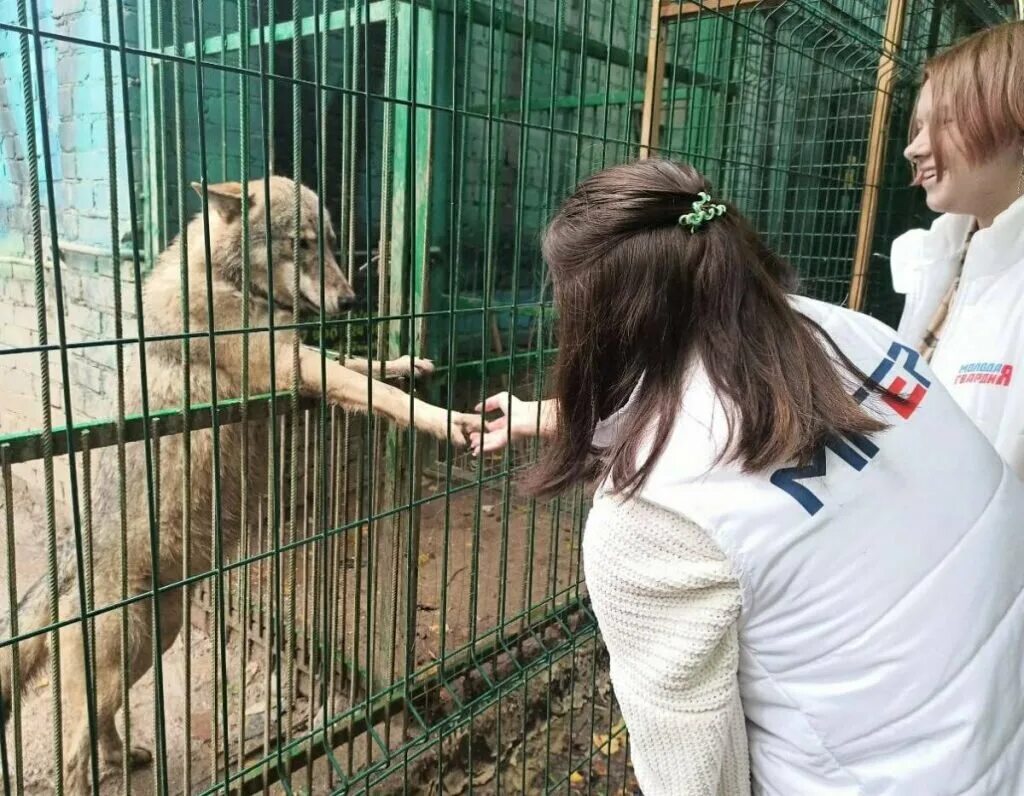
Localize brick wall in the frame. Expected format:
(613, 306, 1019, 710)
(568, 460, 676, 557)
(0, 0, 141, 513)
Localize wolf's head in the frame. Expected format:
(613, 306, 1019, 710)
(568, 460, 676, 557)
(191, 176, 358, 316)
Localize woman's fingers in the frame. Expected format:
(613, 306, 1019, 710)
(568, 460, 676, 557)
(485, 417, 508, 433)
(469, 428, 515, 455)
(475, 391, 512, 415)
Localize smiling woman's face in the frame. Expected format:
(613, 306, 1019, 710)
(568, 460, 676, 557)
(904, 80, 1023, 228)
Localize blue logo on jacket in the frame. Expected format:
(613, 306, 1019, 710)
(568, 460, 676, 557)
(770, 342, 931, 516)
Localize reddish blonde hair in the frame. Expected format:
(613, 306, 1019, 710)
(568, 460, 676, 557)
(914, 21, 1024, 172)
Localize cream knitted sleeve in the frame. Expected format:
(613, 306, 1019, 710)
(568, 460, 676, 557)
(582, 494, 750, 796)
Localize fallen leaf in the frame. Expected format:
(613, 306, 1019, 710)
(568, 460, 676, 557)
(569, 771, 585, 787)
(594, 729, 625, 756)
(471, 760, 497, 786)
(443, 768, 468, 793)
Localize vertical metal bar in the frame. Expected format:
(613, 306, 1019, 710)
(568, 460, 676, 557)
(220, 0, 228, 181)
(186, 0, 233, 785)
(403, 6, 435, 748)
(499, 0, 536, 647)
(433, 9, 462, 780)
(491, 0, 522, 783)
(80, 431, 96, 761)
(366, 0, 396, 753)
(468, 0, 502, 695)
(1, 446, 24, 794)
(262, 433, 274, 796)
(597, 0, 618, 167)
(235, 0, 254, 783)
(254, 0, 287, 784)
(152, 2, 169, 253)
(287, 0, 303, 754)
(849, 0, 909, 310)
(110, 0, 172, 780)
(98, 0, 140, 788)
(22, 0, 104, 788)
(151, 416, 164, 791)
(572, 0, 591, 178)
(662, 8, 684, 159)
(14, 4, 66, 788)
(640, 0, 667, 157)
(140, 0, 161, 261)
(331, 6, 354, 772)
(0, 569, 9, 796)
(440, 0, 475, 694)
(268, 0, 277, 168)
(375, 0, 402, 736)
(168, 0, 193, 789)
(310, 0, 343, 783)
(300, 412, 311, 681)
(347, 2, 370, 774)
(361, 0, 379, 769)
(334, 6, 360, 769)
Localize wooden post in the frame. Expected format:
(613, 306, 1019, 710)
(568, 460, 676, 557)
(639, 0, 667, 158)
(660, 0, 784, 18)
(848, 0, 909, 311)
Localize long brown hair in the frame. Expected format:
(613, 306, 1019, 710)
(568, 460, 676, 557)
(527, 159, 889, 499)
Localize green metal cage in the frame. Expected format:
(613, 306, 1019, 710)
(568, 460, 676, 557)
(0, 0, 1018, 793)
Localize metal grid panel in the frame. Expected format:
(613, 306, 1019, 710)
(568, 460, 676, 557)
(0, 0, 1018, 793)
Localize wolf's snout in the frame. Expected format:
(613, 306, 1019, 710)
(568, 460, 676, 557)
(337, 293, 360, 312)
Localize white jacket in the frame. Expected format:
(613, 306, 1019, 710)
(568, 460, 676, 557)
(587, 296, 1024, 794)
(890, 195, 1024, 476)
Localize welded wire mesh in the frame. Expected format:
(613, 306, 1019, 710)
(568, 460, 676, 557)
(0, 0, 1017, 793)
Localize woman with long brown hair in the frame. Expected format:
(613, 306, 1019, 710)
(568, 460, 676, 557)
(472, 159, 1024, 795)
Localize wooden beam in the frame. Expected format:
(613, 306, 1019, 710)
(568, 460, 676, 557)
(848, 0, 908, 311)
(660, 0, 785, 19)
(639, 0, 668, 158)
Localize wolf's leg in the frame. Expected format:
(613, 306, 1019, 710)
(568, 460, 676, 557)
(65, 588, 183, 791)
(63, 605, 132, 793)
(286, 346, 475, 444)
(337, 353, 434, 381)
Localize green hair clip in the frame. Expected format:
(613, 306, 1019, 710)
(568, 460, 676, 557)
(679, 191, 727, 233)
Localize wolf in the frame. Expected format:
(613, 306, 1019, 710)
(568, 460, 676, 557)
(0, 176, 476, 791)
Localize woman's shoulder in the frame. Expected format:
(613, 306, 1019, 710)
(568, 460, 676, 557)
(789, 294, 899, 342)
(891, 212, 974, 263)
(585, 493, 736, 581)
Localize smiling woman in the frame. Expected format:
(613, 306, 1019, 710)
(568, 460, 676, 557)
(891, 20, 1024, 477)
(903, 26, 1024, 227)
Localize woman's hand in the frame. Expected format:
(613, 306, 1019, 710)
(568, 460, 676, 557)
(469, 393, 558, 456)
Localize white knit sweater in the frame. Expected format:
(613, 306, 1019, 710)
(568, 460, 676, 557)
(583, 492, 750, 796)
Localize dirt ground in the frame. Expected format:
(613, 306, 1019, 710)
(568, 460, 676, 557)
(2, 464, 637, 795)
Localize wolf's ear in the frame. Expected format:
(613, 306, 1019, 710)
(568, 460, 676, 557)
(191, 181, 250, 221)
